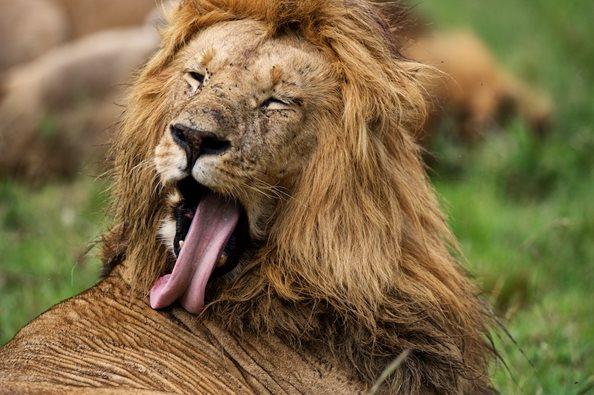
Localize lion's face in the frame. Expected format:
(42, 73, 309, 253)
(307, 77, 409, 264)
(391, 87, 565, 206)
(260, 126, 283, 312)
(150, 20, 339, 313)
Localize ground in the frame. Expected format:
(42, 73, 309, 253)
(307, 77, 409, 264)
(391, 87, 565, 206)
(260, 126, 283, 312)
(0, 1, 592, 393)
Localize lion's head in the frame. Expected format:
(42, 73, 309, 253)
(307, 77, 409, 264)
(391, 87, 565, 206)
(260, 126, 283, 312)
(149, 18, 343, 312)
(103, 0, 494, 392)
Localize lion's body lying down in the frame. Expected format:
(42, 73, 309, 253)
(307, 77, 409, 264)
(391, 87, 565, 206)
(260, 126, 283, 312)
(0, 27, 159, 178)
(405, 30, 551, 141)
(0, 268, 363, 394)
(0, 0, 160, 73)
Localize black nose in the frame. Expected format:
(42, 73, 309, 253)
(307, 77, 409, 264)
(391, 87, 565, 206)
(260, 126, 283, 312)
(170, 124, 231, 161)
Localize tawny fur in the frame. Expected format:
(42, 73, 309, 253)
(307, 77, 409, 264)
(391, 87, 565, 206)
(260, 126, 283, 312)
(51, 0, 159, 38)
(0, 0, 161, 73)
(405, 30, 552, 141)
(102, 1, 495, 393)
(0, 0, 68, 72)
(0, 27, 159, 179)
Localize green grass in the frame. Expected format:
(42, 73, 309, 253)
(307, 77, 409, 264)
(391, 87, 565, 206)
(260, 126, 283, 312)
(421, 0, 594, 393)
(0, 179, 105, 342)
(0, 1, 593, 393)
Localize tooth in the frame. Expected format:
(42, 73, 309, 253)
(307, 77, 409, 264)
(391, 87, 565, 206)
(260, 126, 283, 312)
(216, 253, 228, 268)
(179, 240, 184, 248)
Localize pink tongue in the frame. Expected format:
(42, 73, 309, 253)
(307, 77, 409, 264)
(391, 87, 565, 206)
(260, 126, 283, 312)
(150, 192, 240, 314)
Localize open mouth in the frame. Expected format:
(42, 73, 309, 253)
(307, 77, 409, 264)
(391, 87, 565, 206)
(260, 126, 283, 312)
(150, 176, 250, 313)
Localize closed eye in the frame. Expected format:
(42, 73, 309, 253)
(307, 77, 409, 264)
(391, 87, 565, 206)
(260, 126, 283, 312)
(184, 71, 206, 95)
(261, 97, 291, 111)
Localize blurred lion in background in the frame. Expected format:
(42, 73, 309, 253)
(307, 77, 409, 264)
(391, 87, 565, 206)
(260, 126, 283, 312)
(0, 0, 157, 72)
(0, 0, 552, 181)
(0, 27, 159, 178)
(53, 0, 160, 38)
(405, 30, 552, 142)
(0, 0, 170, 178)
(0, 0, 68, 71)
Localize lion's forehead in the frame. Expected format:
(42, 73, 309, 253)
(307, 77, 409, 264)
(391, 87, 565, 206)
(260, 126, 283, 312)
(183, 20, 266, 66)
(181, 20, 332, 90)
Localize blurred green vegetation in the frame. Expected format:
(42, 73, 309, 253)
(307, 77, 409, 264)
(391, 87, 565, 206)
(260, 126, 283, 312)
(421, 0, 594, 393)
(0, 1, 592, 393)
(0, 178, 105, 342)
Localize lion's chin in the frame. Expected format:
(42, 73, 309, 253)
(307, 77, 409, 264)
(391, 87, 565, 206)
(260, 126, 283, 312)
(150, 176, 251, 314)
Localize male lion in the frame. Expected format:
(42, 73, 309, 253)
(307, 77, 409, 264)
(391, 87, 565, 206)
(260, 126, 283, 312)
(0, 0, 495, 393)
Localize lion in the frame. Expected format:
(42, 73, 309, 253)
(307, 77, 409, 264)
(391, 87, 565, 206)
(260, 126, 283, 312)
(0, 0, 68, 72)
(0, 26, 159, 179)
(0, 0, 495, 393)
(0, 0, 161, 75)
(51, 0, 159, 38)
(404, 30, 552, 142)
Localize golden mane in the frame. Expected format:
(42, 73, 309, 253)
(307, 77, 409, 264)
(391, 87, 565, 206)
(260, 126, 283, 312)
(102, 0, 495, 392)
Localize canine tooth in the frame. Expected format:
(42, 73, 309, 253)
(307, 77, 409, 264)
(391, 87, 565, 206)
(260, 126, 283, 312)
(216, 253, 228, 268)
(179, 240, 184, 248)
